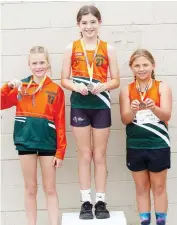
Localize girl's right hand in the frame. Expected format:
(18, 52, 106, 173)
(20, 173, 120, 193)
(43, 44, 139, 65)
(130, 100, 140, 113)
(8, 79, 22, 89)
(73, 82, 88, 95)
(52, 157, 63, 168)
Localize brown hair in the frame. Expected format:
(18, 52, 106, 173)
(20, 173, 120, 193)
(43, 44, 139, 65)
(29, 46, 52, 75)
(77, 5, 102, 23)
(129, 49, 155, 79)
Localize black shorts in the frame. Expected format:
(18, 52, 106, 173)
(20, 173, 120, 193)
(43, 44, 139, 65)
(126, 147, 171, 172)
(70, 108, 111, 128)
(18, 150, 56, 156)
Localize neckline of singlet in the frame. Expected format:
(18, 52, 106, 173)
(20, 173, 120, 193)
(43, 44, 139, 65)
(135, 79, 155, 94)
(80, 39, 101, 52)
(86, 49, 95, 53)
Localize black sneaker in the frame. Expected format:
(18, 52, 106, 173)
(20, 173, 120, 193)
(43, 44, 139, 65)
(79, 201, 94, 220)
(95, 201, 110, 219)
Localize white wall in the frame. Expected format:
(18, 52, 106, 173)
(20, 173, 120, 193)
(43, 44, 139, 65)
(1, 1, 177, 225)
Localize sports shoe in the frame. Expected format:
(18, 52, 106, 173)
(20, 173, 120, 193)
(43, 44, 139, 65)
(94, 201, 110, 219)
(79, 201, 94, 220)
(141, 220, 151, 225)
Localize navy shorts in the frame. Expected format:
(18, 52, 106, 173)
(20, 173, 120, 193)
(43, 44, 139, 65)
(70, 108, 111, 128)
(126, 147, 171, 172)
(18, 151, 56, 156)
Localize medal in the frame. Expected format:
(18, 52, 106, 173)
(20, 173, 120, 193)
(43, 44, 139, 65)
(17, 92, 23, 101)
(136, 79, 152, 109)
(17, 81, 23, 101)
(139, 102, 146, 109)
(87, 83, 94, 92)
(18, 75, 46, 106)
(80, 38, 100, 92)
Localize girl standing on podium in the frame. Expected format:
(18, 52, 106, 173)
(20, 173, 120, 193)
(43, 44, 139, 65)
(61, 5, 120, 220)
(119, 49, 172, 225)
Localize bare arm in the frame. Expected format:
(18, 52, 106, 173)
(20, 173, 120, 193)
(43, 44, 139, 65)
(149, 82, 172, 121)
(119, 86, 139, 125)
(60, 43, 88, 95)
(105, 44, 120, 90)
(92, 44, 120, 95)
(61, 43, 76, 91)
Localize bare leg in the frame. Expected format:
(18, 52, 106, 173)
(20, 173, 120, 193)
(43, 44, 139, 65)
(92, 127, 110, 193)
(72, 126, 92, 190)
(19, 154, 38, 225)
(39, 156, 59, 225)
(150, 170, 168, 212)
(132, 170, 151, 213)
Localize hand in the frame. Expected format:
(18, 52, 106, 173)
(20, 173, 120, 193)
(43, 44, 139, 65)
(73, 82, 88, 95)
(91, 82, 106, 95)
(52, 157, 63, 168)
(130, 100, 140, 113)
(8, 79, 22, 90)
(144, 98, 156, 110)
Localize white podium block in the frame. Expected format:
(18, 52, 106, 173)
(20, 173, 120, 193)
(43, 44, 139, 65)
(62, 211, 127, 225)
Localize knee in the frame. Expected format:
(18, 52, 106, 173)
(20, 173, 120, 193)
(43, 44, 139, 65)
(93, 150, 106, 165)
(25, 184, 37, 196)
(43, 185, 57, 196)
(152, 183, 166, 196)
(79, 149, 92, 164)
(136, 182, 150, 196)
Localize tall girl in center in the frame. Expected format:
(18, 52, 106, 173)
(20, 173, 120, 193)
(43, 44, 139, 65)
(61, 5, 120, 220)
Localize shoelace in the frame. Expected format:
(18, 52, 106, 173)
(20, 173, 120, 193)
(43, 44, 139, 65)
(83, 202, 92, 210)
(96, 202, 107, 210)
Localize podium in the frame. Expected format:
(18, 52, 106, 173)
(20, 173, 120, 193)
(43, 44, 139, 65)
(62, 211, 127, 225)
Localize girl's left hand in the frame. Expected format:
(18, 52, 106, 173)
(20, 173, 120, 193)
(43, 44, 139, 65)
(52, 157, 63, 168)
(91, 82, 106, 95)
(144, 98, 156, 110)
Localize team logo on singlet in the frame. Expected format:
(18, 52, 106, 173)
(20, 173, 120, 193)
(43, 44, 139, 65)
(95, 54, 106, 67)
(96, 57, 104, 66)
(73, 53, 105, 67)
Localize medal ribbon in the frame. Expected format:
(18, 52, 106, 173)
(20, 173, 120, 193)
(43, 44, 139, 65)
(18, 75, 46, 96)
(18, 75, 47, 106)
(80, 38, 100, 83)
(136, 78, 152, 102)
(23, 75, 47, 96)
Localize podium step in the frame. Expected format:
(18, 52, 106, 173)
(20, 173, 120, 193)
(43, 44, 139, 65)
(62, 211, 127, 225)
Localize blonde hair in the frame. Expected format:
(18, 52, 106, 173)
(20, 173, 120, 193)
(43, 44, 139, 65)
(129, 49, 155, 79)
(29, 46, 52, 75)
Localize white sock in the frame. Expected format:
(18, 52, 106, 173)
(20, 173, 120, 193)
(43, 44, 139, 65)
(80, 189, 92, 203)
(96, 192, 105, 203)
